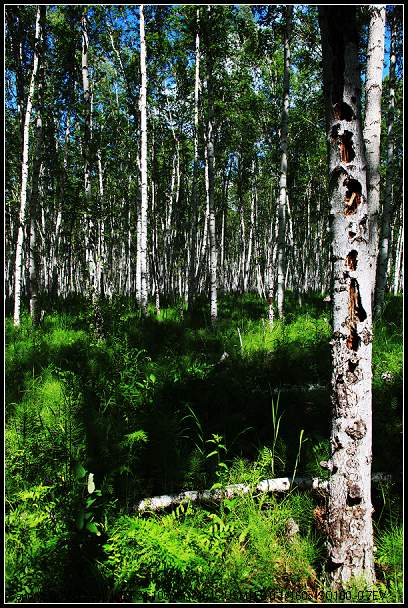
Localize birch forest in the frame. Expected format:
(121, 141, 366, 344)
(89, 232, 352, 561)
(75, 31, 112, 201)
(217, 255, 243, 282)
(5, 4, 403, 603)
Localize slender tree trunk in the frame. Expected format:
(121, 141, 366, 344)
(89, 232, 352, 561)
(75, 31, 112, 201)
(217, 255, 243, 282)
(276, 6, 293, 318)
(81, 10, 95, 294)
(29, 10, 46, 325)
(13, 6, 44, 326)
(244, 170, 256, 292)
(319, 6, 375, 587)
(139, 4, 148, 315)
(97, 149, 105, 297)
(364, 5, 386, 307)
(29, 123, 44, 326)
(392, 218, 403, 295)
(267, 200, 279, 326)
(204, 7, 217, 324)
(375, 12, 396, 315)
(188, 9, 201, 310)
(207, 85, 217, 321)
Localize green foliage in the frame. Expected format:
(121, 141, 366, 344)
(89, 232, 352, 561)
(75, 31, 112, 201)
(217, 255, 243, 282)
(101, 490, 321, 602)
(5, 293, 402, 601)
(5, 484, 70, 602)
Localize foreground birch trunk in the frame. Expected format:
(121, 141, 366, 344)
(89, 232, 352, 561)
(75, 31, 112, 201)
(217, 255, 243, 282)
(13, 6, 43, 326)
(319, 6, 375, 587)
(139, 4, 148, 315)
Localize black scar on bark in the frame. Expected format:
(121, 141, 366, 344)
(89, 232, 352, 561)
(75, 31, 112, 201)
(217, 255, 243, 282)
(327, 558, 342, 573)
(344, 178, 362, 196)
(350, 278, 367, 322)
(341, 131, 355, 161)
(346, 250, 358, 270)
(333, 101, 355, 121)
(331, 123, 340, 140)
(346, 492, 362, 507)
(347, 326, 360, 351)
(344, 178, 362, 214)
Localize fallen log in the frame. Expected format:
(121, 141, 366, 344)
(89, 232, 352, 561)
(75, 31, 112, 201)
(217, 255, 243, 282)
(136, 472, 393, 513)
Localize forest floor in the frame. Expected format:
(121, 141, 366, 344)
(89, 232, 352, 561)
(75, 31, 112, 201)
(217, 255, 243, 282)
(5, 292, 403, 603)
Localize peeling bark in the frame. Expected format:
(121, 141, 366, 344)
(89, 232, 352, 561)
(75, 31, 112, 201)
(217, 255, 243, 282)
(319, 6, 375, 587)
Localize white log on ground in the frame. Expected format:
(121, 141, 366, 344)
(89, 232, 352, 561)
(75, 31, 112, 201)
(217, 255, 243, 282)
(136, 473, 393, 513)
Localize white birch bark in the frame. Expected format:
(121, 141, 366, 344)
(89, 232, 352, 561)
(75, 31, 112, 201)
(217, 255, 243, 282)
(139, 4, 148, 315)
(204, 6, 217, 324)
(243, 174, 256, 292)
(392, 222, 403, 294)
(319, 6, 375, 587)
(13, 6, 43, 326)
(188, 9, 201, 308)
(276, 6, 293, 318)
(81, 11, 95, 293)
(375, 13, 396, 315)
(364, 6, 386, 306)
(137, 472, 392, 513)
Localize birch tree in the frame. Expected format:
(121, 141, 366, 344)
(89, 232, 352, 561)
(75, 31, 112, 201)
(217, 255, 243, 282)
(188, 9, 201, 310)
(139, 4, 148, 315)
(375, 10, 396, 315)
(363, 5, 385, 306)
(81, 10, 95, 294)
(13, 6, 44, 326)
(276, 5, 293, 318)
(319, 5, 375, 587)
(29, 16, 46, 326)
(205, 6, 217, 324)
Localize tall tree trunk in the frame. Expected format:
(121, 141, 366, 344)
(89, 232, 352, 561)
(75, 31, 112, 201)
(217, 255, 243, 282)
(364, 5, 386, 307)
(29, 79, 45, 325)
(392, 213, 403, 295)
(29, 8, 46, 325)
(205, 7, 217, 324)
(319, 6, 375, 587)
(243, 167, 256, 292)
(276, 6, 293, 318)
(13, 6, 44, 326)
(375, 12, 396, 315)
(188, 8, 200, 310)
(139, 4, 148, 315)
(81, 10, 95, 294)
(267, 200, 279, 326)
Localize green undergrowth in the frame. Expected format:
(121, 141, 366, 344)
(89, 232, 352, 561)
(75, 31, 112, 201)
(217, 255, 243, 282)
(5, 292, 402, 602)
(100, 491, 322, 603)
